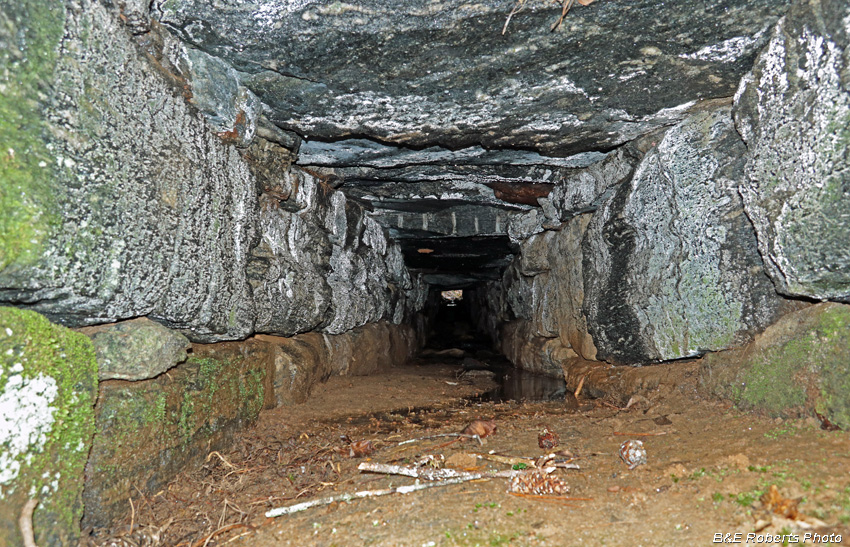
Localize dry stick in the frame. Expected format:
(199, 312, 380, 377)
(129, 496, 135, 535)
(266, 477, 479, 518)
(574, 374, 587, 399)
(358, 461, 524, 481)
(19, 499, 38, 547)
(551, 0, 575, 32)
(612, 431, 671, 437)
(193, 523, 248, 547)
(222, 531, 253, 545)
(502, 0, 526, 35)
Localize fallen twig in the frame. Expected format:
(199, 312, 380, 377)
(574, 374, 586, 399)
(473, 453, 535, 467)
(193, 523, 247, 547)
(266, 477, 481, 517)
(358, 461, 522, 481)
(502, 0, 526, 34)
(19, 499, 38, 547)
(206, 450, 238, 470)
(129, 496, 135, 535)
(551, 0, 575, 32)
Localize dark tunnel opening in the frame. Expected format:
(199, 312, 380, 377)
(418, 284, 569, 404)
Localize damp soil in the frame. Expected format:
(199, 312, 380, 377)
(88, 354, 850, 547)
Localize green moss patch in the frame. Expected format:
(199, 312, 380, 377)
(702, 303, 850, 424)
(0, 307, 98, 547)
(0, 1, 62, 270)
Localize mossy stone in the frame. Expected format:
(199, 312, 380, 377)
(0, 307, 98, 547)
(702, 303, 850, 425)
(0, 0, 62, 270)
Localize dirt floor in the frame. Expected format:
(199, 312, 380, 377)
(87, 354, 850, 547)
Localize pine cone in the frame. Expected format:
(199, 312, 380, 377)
(619, 439, 647, 470)
(537, 427, 560, 450)
(509, 471, 569, 495)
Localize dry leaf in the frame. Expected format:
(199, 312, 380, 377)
(576, 0, 596, 5)
(348, 440, 375, 458)
(461, 419, 497, 438)
(761, 484, 800, 520)
(815, 411, 841, 431)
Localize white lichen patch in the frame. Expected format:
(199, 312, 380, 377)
(0, 373, 59, 496)
(679, 30, 765, 64)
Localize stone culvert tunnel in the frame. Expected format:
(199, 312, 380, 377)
(1, 0, 849, 544)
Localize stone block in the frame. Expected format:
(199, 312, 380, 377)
(81, 340, 270, 528)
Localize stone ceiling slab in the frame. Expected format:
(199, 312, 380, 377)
(155, 0, 790, 154)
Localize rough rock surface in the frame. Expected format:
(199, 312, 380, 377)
(0, 308, 97, 547)
(499, 320, 574, 378)
(734, 0, 850, 301)
(701, 303, 850, 425)
(156, 0, 789, 155)
(78, 318, 190, 381)
(82, 341, 271, 529)
(0, 0, 258, 341)
(499, 107, 787, 367)
(583, 107, 786, 363)
(249, 168, 426, 335)
(0, 1, 425, 341)
(547, 143, 644, 220)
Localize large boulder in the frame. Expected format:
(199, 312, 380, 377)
(582, 107, 785, 363)
(734, 0, 850, 301)
(0, 308, 97, 547)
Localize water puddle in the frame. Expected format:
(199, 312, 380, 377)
(469, 366, 567, 403)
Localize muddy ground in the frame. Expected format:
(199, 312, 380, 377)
(86, 350, 850, 547)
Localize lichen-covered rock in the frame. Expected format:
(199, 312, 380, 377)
(701, 303, 850, 425)
(78, 318, 190, 381)
(733, 0, 850, 301)
(0, 307, 97, 547)
(82, 341, 271, 529)
(583, 107, 785, 363)
(0, 0, 258, 342)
